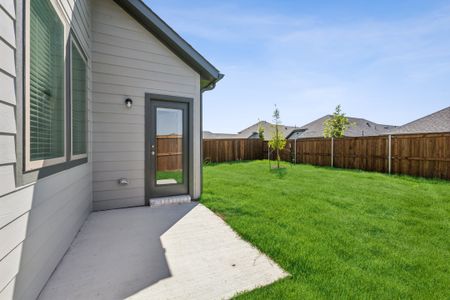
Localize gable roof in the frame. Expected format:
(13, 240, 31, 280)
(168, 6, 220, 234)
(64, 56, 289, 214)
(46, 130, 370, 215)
(114, 0, 223, 89)
(204, 116, 398, 140)
(203, 131, 242, 139)
(287, 115, 396, 139)
(239, 121, 297, 141)
(390, 106, 450, 134)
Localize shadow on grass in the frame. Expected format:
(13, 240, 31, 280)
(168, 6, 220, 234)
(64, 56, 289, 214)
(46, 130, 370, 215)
(308, 164, 450, 184)
(270, 167, 287, 178)
(203, 159, 256, 167)
(204, 160, 450, 185)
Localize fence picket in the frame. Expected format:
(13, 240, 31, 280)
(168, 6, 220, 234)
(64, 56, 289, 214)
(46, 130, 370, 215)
(202, 133, 450, 180)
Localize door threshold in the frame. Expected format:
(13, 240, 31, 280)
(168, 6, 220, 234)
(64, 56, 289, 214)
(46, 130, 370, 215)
(150, 195, 191, 207)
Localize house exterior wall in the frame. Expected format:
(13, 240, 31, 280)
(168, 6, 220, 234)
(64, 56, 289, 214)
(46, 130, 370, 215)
(91, 0, 202, 211)
(0, 0, 205, 297)
(0, 0, 93, 299)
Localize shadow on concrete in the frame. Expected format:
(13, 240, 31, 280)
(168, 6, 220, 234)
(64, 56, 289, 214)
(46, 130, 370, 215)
(38, 203, 198, 300)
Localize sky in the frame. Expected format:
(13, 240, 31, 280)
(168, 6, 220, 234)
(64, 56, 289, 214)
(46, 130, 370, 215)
(148, 0, 450, 133)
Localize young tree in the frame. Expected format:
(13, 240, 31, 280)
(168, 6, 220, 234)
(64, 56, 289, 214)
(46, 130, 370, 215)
(268, 106, 287, 169)
(323, 105, 352, 138)
(257, 120, 265, 141)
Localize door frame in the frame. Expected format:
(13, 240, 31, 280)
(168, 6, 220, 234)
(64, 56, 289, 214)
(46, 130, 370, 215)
(145, 93, 194, 205)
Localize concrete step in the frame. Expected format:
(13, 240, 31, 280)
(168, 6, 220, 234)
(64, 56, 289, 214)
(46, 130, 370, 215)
(150, 195, 191, 207)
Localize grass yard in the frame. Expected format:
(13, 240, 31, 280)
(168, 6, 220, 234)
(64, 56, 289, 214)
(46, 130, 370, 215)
(156, 170, 183, 183)
(201, 160, 450, 299)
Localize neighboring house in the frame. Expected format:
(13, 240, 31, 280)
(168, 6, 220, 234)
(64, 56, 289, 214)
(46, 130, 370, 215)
(287, 115, 396, 139)
(204, 117, 395, 141)
(0, 0, 222, 299)
(240, 121, 297, 141)
(389, 106, 450, 134)
(203, 131, 242, 139)
(203, 121, 296, 141)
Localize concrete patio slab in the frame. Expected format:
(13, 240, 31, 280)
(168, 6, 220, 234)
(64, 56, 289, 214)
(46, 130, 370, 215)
(38, 203, 288, 300)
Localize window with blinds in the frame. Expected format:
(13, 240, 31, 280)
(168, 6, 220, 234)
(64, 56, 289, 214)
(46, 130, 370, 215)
(72, 42, 87, 156)
(29, 0, 65, 161)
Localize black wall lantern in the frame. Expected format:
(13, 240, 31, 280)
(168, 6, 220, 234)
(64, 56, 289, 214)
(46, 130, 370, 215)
(125, 98, 133, 108)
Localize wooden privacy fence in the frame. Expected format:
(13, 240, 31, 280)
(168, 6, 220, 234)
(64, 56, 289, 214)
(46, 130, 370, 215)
(202, 132, 450, 180)
(390, 133, 450, 179)
(288, 136, 388, 172)
(203, 139, 265, 162)
(156, 135, 182, 171)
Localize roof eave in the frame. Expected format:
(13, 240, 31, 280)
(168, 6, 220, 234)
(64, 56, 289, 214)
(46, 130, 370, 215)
(114, 0, 223, 88)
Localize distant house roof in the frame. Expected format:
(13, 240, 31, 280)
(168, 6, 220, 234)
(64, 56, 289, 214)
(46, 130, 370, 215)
(203, 121, 296, 141)
(390, 106, 450, 134)
(114, 0, 223, 89)
(287, 115, 396, 139)
(239, 121, 297, 141)
(203, 131, 243, 139)
(204, 116, 398, 140)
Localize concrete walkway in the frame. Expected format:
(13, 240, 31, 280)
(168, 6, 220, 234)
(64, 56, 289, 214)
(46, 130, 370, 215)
(38, 203, 287, 300)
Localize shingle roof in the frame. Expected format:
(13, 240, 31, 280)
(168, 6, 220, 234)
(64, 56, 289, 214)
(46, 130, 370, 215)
(203, 121, 296, 140)
(204, 116, 398, 140)
(238, 121, 297, 141)
(390, 106, 450, 134)
(203, 131, 243, 139)
(287, 115, 396, 139)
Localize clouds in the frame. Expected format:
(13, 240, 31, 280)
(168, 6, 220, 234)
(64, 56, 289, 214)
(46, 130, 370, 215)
(149, 1, 450, 132)
(273, 7, 450, 71)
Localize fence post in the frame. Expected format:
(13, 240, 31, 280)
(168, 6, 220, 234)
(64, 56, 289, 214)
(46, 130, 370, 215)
(388, 134, 392, 174)
(294, 139, 297, 163)
(331, 137, 334, 167)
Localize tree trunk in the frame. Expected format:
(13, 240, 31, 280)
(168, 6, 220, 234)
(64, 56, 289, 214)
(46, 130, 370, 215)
(277, 149, 280, 169)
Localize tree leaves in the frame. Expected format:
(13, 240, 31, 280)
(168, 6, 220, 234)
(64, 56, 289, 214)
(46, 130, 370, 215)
(323, 104, 352, 138)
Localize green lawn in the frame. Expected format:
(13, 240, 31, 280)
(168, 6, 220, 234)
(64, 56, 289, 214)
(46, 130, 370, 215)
(156, 170, 183, 183)
(201, 160, 450, 299)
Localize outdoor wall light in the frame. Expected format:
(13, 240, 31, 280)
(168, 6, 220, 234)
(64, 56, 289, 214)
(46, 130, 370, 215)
(118, 178, 129, 185)
(125, 98, 133, 108)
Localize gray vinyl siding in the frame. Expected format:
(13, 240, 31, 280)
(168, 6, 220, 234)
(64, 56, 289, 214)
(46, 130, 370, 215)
(0, 0, 93, 299)
(0, 166, 15, 195)
(0, 0, 16, 200)
(0, 71, 16, 105)
(0, 104, 16, 134)
(0, 136, 16, 165)
(91, 0, 202, 211)
(1, 0, 206, 296)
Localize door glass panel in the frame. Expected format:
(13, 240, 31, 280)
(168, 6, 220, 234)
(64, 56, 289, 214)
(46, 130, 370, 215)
(156, 108, 183, 185)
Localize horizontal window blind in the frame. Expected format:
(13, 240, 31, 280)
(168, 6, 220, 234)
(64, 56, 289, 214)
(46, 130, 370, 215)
(30, 0, 65, 161)
(72, 43, 87, 156)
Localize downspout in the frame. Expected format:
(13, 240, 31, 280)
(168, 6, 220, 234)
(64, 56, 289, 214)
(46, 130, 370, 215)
(199, 74, 224, 196)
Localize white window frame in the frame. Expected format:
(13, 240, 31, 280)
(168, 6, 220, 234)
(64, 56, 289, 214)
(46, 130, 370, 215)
(24, 0, 69, 171)
(70, 37, 88, 160)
